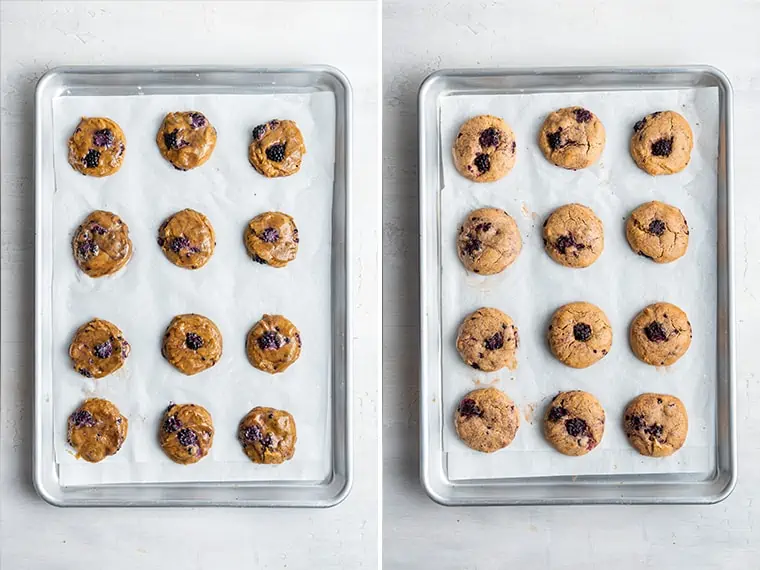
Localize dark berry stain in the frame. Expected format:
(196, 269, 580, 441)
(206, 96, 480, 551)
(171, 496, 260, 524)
(462, 236, 482, 257)
(252, 124, 267, 141)
(92, 129, 114, 148)
(473, 153, 490, 174)
(474, 222, 492, 233)
(177, 428, 198, 447)
(77, 240, 99, 259)
(83, 149, 100, 168)
(90, 224, 107, 235)
(511, 141, 516, 154)
(252, 253, 268, 265)
(644, 321, 668, 343)
(185, 332, 204, 350)
(266, 143, 286, 162)
(170, 236, 191, 253)
(547, 130, 562, 150)
(633, 118, 647, 132)
(458, 398, 483, 418)
(645, 423, 664, 439)
(554, 233, 584, 254)
(257, 331, 281, 351)
(651, 137, 673, 157)
(648, 219, 666, 236)
(244, 424, 263, 443)
(484, 332, 504, 351)
(565, 417, 588, 437)
(478, 127, 501, 148)
(78, 368, 93, 378)
(261, 227, 279, 243)
(189, 112, 207, 129)
(164, 130, 189, 151)
(93, 340, 113, 359)
(548, 406, 568, 422)
(163, 415, 181, 433)
(71, 409, 95, 428)
(574, 108, 592, 123)
(573, 323, 592, 342)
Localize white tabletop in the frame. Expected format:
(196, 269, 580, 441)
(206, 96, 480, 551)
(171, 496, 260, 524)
(383, 1, 760, 568)
(0, 1, 379, 568)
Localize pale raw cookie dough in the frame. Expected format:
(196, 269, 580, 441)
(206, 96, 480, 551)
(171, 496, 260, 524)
(69, 318, 130, 379)
(626, 201, 690, 263)
(630, 110, 694, 175)
(454, 387, 519, 453)
(244, 211, 299, 268)
(67, 398, 128, 463)
(543, 203, 604, 268)
(238, 406, 297, 464)
(548, 302, 612, 369)
(159, 403, 214, 464)
(156, 111, 217, 171)
(161, 314, 223, 376)
(67, 117, 126, 177)
(456, 207, 522, 275)
(538, 106, 606, 170)
(624, 393, 688, 457)
(630, 302, 692, 366)
(452, 114, 517, 182)
(246, 314, 302, 374)
(543, 390, 605, 456)
(72, 210, 133, 278)
(157, 208, 216, 270)
(248, 119, 306, 178)
(456, 307, 519, 372)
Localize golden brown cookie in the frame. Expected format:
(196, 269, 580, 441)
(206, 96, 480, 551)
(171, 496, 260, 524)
(542, 203, 604, 268)
(456, 207, 522, 275)
(244, 211, 299, 268)
(456, 307, 519, 372)
(238, 407, 297, 464)
(156, 111, 217, 171)
(548, 302, 612, 368)
(630, 111, 693, 175)
(626, 201, 689, 263)
(538, 107, 605, 170)
(67, 398, 128, 463)
(248, 119, 306, 178)
(157, 208, 216, 270)
(452, 115, 517, 182)
(630, 302, 692, 366)
(159, 403, 214, 464)
(454, 387, 519, 453)
(71, 210, 133, 278)
(624, 393, 688, 457)
(543, 391, 605, 456)
(161, 314, 223, 376)
(69, 318, 130, 379)
(246, 314, 302, 374)
(67, 117, 126, 177)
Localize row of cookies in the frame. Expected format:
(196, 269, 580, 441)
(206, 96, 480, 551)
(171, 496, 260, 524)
(68, 114, 306, 177)
(70, 314, 301, 378)
(453, 109, 693, 181)
(67, 398, 297, 465)
(455, 387, 689, 458)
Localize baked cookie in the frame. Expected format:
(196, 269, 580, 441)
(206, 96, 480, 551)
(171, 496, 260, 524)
(538, 107, 605, 170)
(454, 387, 519, 453)
(624, 393, 688, 457)
(548, 302, 612, 369)
(630, 302, 692, 366)
(159, 403, 214, 464)
(452, 115, 517, 182)
(72, 210, 133, 278)
(157, 208, 216, 270)
(156, 111, 217, 171)
(67, 117, 126, 177)
(630, 111, 693, 175)
(456, 307, 519, 372)
(238, 407, 297, 464)
(543, 391, 605, 456)
(161, 314, 223, 376)
(244, 211, 299, 268)
(67, 398, 128, 463)
(69, 318, 130, 379)
(246, 314, 302, 374)
(456, 207, 522, 275)
(543, 203, 604, 268)
(248, 119, 306, 178)
(626, 201, 689, 263)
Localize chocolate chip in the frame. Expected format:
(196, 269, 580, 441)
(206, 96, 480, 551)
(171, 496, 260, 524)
(644, 321, 668, 343)
(651, 137, 673, 157)
(648, 219, 666, 236)
(473, 153, 490, 173)
(573, 323, 592, 342)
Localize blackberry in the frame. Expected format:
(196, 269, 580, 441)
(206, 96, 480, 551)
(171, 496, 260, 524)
(266, 143, 286, 162)
(644, 321, 668, 343)
(83, 149, 100, 168)
(261, 228, 279, 243)
(257, 331, 280, 351)
(177, 428, 198, 447)
(648, 219, 666, 236)
(478, 127, 501, 148)
(93, 340, 113, 359)
(70, 409, 95, 428)
(473, 153, 490, 173)
(92, 129, 114, 148)
(252, 124, 267, 141)
(651, 137, 673, 157)
(574, 108, 592, 123)
(484, 332, 504, 351)
(573, 323, 592, 342)
(185, 332, 203, 350)
(548, 406, 568, 422)
(189, 112, 207, 129)
(565, 418, 588, 437)
(458, 398, 483, 418)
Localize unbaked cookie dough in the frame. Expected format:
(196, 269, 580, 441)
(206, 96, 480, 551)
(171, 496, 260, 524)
(157, 208, 216, 270)
(543, 390, 605, 456)
(67, 398, 128, 463)
(454, 387, 519, 453)
(626, 201, 689, 263)
(67, 117, 126, 177)
(547, 302, 612, 369)
(630, 302, 692, 366)
(72, 210, 133, 278)
(542, 203, 604, 268)
(159, 403, 214, 464)
(456, 207, 522, 275)
(624, 393, 688, 457)
(538, 106, 605, 170)
(156, 111, 217, 171)
(238, 406, 297, 464)
(456, 307, 519, 372)
(452, 115, 517, 182)
(244, 211, 299, 268)
(161, 314, 223, 376)
(630, 111, 693, 175)
(69, 318, 130, 379)
(248, 119, 306, 178)
(246, 314, 302, 374)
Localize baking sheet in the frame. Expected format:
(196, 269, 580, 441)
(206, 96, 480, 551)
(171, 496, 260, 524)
(51, 91, 336, 485)
(440, 87, 719, 480)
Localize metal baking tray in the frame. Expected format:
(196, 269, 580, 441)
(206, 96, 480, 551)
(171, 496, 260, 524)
(34, 66, 352, 507)
(418, 66, 735, 505)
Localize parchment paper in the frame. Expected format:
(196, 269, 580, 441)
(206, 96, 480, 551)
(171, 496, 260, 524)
(440, 88, 719, 480)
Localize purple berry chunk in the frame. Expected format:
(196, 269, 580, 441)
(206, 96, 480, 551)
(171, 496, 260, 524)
(77, 240, 99, 259)
(462, 236, 482, 257)
(252, 253, 268, 265)
(164, 130, 189, 151)
(651, 137, 673, 157)
(163, 415, 181, 433)
(574, 108, 593, 123)
(90, 224, 107, 235)
(78, 368, 93, 378)
(478, 127, 501, 148)
(266, 143, 286, 162)
(548, 406, 568, 422)
(177, 428, 198, 447)
(648, 219, 666, 236)
(83, 149, 100, 168)
(268, 119, 280, 129)
(185, 332, 203, 350)
(252, 124, 267, 141)
(458, 398, 483, 418)
(554, 233, 584, 254)
(71, 409, 95, 428)
(121, 339, 130, 359)
(645, 423, 664, 439)
(484, 331, 504, 351)
(473, 153, 490, 173)
(261, 228, 279, 243)
(573, 323, 592, 342)
(565, 417, 588, 437)
(644, 321, 668, 343)
(189, 112, 207, 129)
(257, 331, 281, 351)
(547, 130, 563, 150)
(633, 118, 647, 132)
(244, 424, 263, 443)
(170, 236, 191, 253)
(92, 129, 114, 148)
(93, 340, 113, 359)
(475, 222, 492, 232)
(629, 414, 646, 431)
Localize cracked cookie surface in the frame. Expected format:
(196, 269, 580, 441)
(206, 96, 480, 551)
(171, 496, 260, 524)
(454, 387, 519, 453)
(538, 106, 605, 170)
(452, 115, 517, 182)
(456, 307, 519, 372)
(456, 207, 522, 275)
(542, 203, 604, 268)
(624, 393, 688, 457)
(626, 201, 689, 263)
(548, 302, 612, 369)
(630, 111, 693, 175)
(630, 302, 692, 366)
(543, 390, 605, 456)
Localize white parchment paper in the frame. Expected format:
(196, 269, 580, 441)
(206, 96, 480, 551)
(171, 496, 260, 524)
(51, 92, 335, 485)
(440, 88, 719, 480)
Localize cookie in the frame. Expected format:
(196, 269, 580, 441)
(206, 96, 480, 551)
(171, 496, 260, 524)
(67, 398, 128, 463)
(159, 403, 214, 464)
(244, 211, 299, 268)
(69, 318, 130, 379)
(156, 111, 217, 171)
(626, 201, 689, 263)
(161, 314, 223, 376)
(238, 407, 297, 464)
(548, 302, 612, 369)
(456, 307, 519, 372)
(157, 208, 216, 270)
(456, 207, 522, 275)
(543, 391, 605, 456)
(543, 203, 604, 268)
(67, 117, 126, 177)
(538, 107, 605, 170)
(452, 115, 517, 182)
(630, 302, 692, 366)
(246, 314, 302, 374)
(624, 393, 688, 457)
(630, 111, 693, 175)
(454, 387, 519, 453)
(248, 119, 306, 178)
(71, 210, 133, 278)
